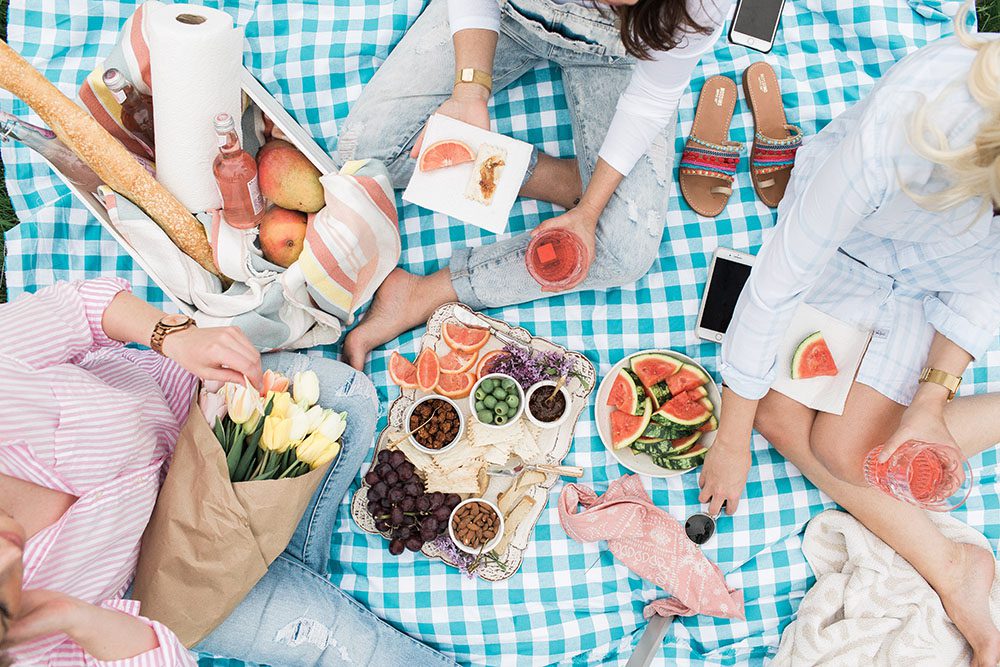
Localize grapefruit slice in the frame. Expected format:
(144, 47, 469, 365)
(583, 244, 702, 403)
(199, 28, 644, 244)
(415, 348, 440, 392)
(439, 349, 478, 374)
(477, 349, 508, 377)
(436, 370, 476, 399)
(791, 331, 839, 379)
(418, 140, 475, 172)
(389, 351, 418, 389)
(442, 321, 490, 354)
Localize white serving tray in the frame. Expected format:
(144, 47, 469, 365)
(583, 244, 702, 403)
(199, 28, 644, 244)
(44, 68, 335, 316)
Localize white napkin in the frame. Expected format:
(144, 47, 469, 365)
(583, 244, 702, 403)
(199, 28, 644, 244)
(771, 303, 872, 415)
(403, 114, 533, 234)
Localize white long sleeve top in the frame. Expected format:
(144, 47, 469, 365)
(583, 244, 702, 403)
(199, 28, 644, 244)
(447, 0, 726, 176)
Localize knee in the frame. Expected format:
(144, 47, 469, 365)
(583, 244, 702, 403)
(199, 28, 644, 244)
(809, 431, 865, 483)
(597, 239, 660, 287)
(754, 401, 805, 459)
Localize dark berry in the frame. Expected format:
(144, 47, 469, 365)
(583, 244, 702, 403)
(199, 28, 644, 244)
(364, 471, 380, 486)
(375, 462, 393, 478)
(421, 517, 439, 533)
(420, 528, 436, 542)
(397, 466, 414, 482)
(379, 497, 393, 510)
(374, 518, 390, 532)
(416, 496, 431, 512)
(429, 492, 444, 509)
(371, 481, 388, 497)
(388, 539, 405, 556)
(433, 506, 450, 522)
(405, 482, 422, 497)
(398, 461, 415, 476)
(384, 471, 399, 486)
(390, 507, 405, 526)
(400, 497, 416, 512)
(388, 487, 405, 503)
(389, 450, 406, 467)
(367, 499, 381, 515)
(445, 493, 461, 509)
(405, 537, 424, 552)
(378, 450, 391, 464)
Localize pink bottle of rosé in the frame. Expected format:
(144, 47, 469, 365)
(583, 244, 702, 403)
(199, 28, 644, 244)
(212, 113, 265, 230)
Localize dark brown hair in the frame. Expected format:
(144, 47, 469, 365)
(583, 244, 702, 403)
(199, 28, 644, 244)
(0, 651, 10, 667)
(616, 1, 713, 60)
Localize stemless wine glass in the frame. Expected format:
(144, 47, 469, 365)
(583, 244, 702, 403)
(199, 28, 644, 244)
(863, 440, 973, 512)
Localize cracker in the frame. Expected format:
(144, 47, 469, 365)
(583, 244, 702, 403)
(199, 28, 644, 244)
(464, 144, 507, 206)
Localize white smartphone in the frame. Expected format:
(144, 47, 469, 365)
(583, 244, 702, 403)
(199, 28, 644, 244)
(696, 247, 755, 343)
(728, 0, 787, 54)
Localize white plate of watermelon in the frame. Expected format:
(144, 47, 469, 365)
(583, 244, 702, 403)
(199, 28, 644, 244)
(595, 350, 720, 478)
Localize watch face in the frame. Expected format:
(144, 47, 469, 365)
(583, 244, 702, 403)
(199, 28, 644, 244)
(161, 314, 190, 327)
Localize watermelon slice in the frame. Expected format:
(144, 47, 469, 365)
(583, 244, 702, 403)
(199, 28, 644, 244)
(791, 331, 839, 379)
(661, 445, 707, 470)
(698, 415, 719, 432)
(645, 380, 671, 409)
(655, 391, 712, 428)
(667, 432, 701, 455)
(666, 363, 711, 396)
(606, 368, 647, 415)
(630, 353, 683, 389)
(685, 386, 708, 400)
(610, 398, 652, 449)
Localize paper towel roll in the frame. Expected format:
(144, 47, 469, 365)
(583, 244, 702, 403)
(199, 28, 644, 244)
(148, 4, 243, 212)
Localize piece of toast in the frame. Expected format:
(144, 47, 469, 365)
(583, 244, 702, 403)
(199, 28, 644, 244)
(465, 143, 507, 206)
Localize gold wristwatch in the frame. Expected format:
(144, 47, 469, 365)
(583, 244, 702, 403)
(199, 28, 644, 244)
(918, 367, 962, 401)
(455, 67, 492, 94)
(151, 314, 195, 355)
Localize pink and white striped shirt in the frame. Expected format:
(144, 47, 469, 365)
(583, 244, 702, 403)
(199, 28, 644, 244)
(0, 278, 198, 666)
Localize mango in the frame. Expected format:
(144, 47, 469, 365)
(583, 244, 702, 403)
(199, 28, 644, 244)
(256, 139, 325, 213)
(259, 205, 307, 268)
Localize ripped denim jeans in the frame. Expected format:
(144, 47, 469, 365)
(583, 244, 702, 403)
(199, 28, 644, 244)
(337, 0, 673, 309)
(194, 352, 457, 666)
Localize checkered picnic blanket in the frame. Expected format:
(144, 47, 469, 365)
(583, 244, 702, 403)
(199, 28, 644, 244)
(3, 1, 996, 665)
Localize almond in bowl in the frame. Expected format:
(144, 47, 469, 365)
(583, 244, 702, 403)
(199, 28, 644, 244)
(448, 498, 505, 555)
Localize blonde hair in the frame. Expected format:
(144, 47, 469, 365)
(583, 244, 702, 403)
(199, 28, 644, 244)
(908, 0, 1000, 210)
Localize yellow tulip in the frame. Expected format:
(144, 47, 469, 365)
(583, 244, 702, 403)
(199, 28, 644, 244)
(292, 370, 320, 408)
(225, 381, 263, 426)
(303, 405, 325, 434)
(267, 391, 294, 421)
(261, 415, 295, 453)
(285, 404, 311, 442)
(296, 432, 341, 469)
(316, 411, 348, 442)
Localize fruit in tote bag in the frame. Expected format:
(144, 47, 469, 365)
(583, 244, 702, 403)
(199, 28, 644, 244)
(441, 321, 490, 354)
(259, 206, 307, 267)
(418, 139, 475, 172)
(389, 352, 419, 390)
(256, 139, 325, 213)
(791, 331, 839, 379)
(606, 368, 648, 415)
(610, 398, 652, 449)
(415, 349, 440, 392)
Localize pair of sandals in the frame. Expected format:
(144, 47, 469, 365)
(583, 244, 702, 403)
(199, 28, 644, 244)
(679, 62, 803, 217)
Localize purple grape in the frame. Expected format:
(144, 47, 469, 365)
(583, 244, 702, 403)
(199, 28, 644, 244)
(375, 462, 393, 478)
(374, 518, 390, 532)
(400, 497, 416, 512)
(398, 460, 415, 475)
(397, 466, 414, 482)
(384, 471, 399, 486)
(364, 471, 380, 486)
(428, 492, 444, 509)
(421, 517, 439, 533)
(378, 450, 391, 464)
(390, 507, 405, 526)
(388, 539, 405, 556)
(372, 481, 388, 497)
(404, 482, 422, 497)
(379, 497, 393, 510)
(416, 496, 431, 512)
(445, 493, 461, 509)
(420, 528, 436, 542)
(388, 487, 405, 503)
(433, 506, 450, 522)
(405, 537, 424, 552)
(389, 450, 407, 467)
(367, 499, 381, 515)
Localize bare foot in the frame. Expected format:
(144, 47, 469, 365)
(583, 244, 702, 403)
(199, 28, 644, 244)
(935, 543, 1000, 667)
(342, 268, 455, 371)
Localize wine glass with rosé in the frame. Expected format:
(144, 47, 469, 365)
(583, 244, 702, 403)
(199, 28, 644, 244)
(863, 440, 973, 512)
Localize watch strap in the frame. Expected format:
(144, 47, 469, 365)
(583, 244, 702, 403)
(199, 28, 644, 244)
(151, 316, 195, 355)
(919, 367, 962, 400)
(455, 67, 492, 94)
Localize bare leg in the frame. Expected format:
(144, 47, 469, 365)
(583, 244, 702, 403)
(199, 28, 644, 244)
(342, 268, 457, 370)
(519, 153, 582, 209)
(756, 389, 1000, 666)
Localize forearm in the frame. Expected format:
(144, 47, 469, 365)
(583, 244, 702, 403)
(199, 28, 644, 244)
(577, 158, 624, 226)
(100, 290, 165, 348)
(911, 332, 973, 415)
(717, 386, 759, 448)
(68, 604, 160, 661)
(452, 29, 497, 103)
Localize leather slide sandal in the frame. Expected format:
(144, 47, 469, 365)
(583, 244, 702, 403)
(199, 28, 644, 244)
(679, 75, 743, 218)
(742, 62, 803, 208)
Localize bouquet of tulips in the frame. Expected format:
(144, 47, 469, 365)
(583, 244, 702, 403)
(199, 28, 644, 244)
(199, 369, 347, 482)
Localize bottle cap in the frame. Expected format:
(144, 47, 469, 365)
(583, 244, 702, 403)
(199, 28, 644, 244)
(213, 112, 236, 134)
(102, 68, 126, 91)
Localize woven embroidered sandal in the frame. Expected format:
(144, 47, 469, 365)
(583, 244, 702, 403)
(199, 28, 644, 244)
(679, 75, 743, 218)
(742, 62, 803, 208)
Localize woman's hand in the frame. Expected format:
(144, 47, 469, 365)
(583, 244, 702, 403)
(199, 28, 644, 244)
(161, 326, 263, 389)
(410, 84, 491, 158)
(698, 436, 751, 516)
(4, 589, 85, 647)
(877, 400, 957, 463)
(528, 204, 600, 292)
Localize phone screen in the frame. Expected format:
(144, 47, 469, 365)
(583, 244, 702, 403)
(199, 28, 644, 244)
(700, 258, 752, 334)
(733, 0, 784, 41)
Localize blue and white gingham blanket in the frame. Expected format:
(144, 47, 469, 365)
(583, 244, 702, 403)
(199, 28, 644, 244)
(3, 1, 997, 665)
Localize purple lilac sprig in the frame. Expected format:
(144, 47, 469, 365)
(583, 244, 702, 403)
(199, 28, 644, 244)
(486, 343, 587, 389)
(430, 535, 475, 578)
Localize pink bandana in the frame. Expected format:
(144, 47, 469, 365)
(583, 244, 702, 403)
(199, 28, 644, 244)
(558, 475, 744, 621)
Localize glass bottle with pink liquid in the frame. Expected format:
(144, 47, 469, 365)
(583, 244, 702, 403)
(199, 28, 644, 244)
(102, 68, 155, 156)
(526, 228, 587, 290)
(863, 440, 973, 511)
(212, 113, 265, 230)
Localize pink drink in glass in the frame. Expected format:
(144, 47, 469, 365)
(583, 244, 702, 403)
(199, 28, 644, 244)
(526, 228, 586, 290)
(863, 440, 973, 512)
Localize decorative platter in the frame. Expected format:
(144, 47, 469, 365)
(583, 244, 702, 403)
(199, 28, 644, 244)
(351, 302, 596, 581)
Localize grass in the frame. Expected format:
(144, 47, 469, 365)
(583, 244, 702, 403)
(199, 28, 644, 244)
(0, 2, 998, 303)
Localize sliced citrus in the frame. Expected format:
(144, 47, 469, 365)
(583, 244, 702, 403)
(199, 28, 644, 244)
(476, 349, 508, 377)
(439, 349, 478, 374)
(418, 139, 475, 172)
(415, 348, 440, 392)
(441, 321, 490, 354)
(388, 351, 418, 389)
(436, 370, 476, 399)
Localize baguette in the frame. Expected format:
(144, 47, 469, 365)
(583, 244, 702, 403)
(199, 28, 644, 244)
(0, 40, 222, 278)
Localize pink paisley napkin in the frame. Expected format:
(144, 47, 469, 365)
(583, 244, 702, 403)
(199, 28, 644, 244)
(559, 475, 744, 622)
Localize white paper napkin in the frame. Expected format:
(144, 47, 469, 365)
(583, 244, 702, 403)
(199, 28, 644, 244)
(771, 303, 872, 416)
(402, 114, 533, 234)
